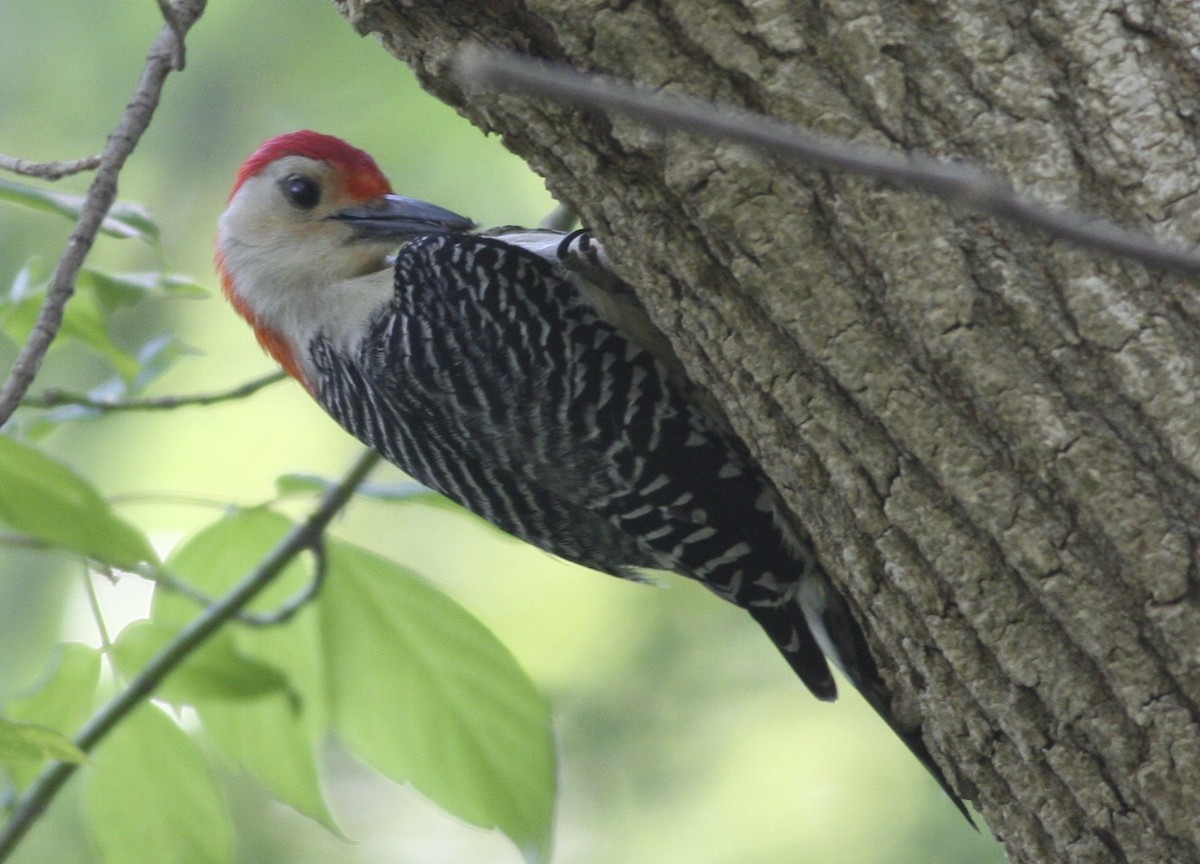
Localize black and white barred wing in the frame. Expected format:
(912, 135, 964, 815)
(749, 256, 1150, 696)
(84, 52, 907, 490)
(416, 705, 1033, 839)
(364, 234, 784, 597)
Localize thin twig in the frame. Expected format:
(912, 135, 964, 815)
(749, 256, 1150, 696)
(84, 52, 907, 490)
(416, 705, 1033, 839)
(82, 567, 114, 657)
(131, 533, 327, 628)
(22, 370, 287, 413)
(455, 48, 1200, 278)
(107, 490, 246, 509)
(0, 154, 102, 181)
(0, 0, 207, 429)
(232, 536, 329, 627)
(0, 449, 381, 862)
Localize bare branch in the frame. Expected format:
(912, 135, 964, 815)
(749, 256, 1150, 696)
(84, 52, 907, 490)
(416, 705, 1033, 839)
(0, 0, 207, 428)
(155, 0, 187, 70)
(0, 448, 381, 863)
(0, 154, 102, 181)
(456, 48, 1200, 278)
(22, 370, 287, 413)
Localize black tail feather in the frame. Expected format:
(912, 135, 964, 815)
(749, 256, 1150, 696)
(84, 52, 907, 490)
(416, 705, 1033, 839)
(748, 603, 837, 702)
(752, 591, 976, 826)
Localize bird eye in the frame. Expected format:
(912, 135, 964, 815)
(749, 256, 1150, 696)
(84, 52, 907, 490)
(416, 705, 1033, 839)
(280, 174, 321, 210)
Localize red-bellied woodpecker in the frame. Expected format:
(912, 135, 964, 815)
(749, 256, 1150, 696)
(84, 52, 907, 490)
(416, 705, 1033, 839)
(217, 130, 969, 820)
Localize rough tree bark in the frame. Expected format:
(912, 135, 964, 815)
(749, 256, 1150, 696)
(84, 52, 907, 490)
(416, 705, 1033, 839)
(334, 2, 1200, 862)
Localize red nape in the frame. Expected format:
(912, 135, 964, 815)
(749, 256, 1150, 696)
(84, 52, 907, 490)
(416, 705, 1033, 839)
(229, 130, 393, 202)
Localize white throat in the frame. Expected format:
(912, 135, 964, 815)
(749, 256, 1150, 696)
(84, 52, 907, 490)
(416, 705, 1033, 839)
(218, 170, 397, 374)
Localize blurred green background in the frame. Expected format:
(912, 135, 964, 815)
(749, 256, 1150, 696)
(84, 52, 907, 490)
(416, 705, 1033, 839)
(0, 2, 1006, 863)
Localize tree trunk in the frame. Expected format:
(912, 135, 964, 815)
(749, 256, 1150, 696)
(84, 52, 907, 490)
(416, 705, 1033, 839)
(334, 1, 1200, 861)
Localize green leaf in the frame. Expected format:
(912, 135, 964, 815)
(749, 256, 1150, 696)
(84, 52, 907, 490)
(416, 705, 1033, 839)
(0, 176, 159, 242)
(146, 507, 556, 850)
(4, 643, 100, 789)
(85, 703, 231, 864)
(5, 643, 100, 730)
(154, 507, 312, 624)
(155, 509, 339, 831)
(4, 259, 45, 305)
(77, 269, 209, 310)
(321, 541, 556, 863)
(19, 338, 197, 434)
(155, 273, 211, 298)
(0, 284, 140, 381)
(130, 334, 197, 391)
(0, 719, 86, 764)
(272, 473, 332, 497)
(61, 292, 141, 380)
(77, 268, 146, 310)
(196, 673, 341, 836)
(111, 620, 293, 704)
(0, 435, 157, 568)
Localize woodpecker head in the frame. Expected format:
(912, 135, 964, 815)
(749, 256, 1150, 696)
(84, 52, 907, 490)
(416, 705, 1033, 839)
(217, 131, 474, 384)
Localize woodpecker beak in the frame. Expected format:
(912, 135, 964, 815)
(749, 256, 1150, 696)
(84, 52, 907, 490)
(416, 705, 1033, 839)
(331, 194, 476, 240)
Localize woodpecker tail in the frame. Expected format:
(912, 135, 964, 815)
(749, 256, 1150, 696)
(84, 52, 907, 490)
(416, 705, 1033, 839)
(747, 603, 838, 701)
(762, 574, 975, 824)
